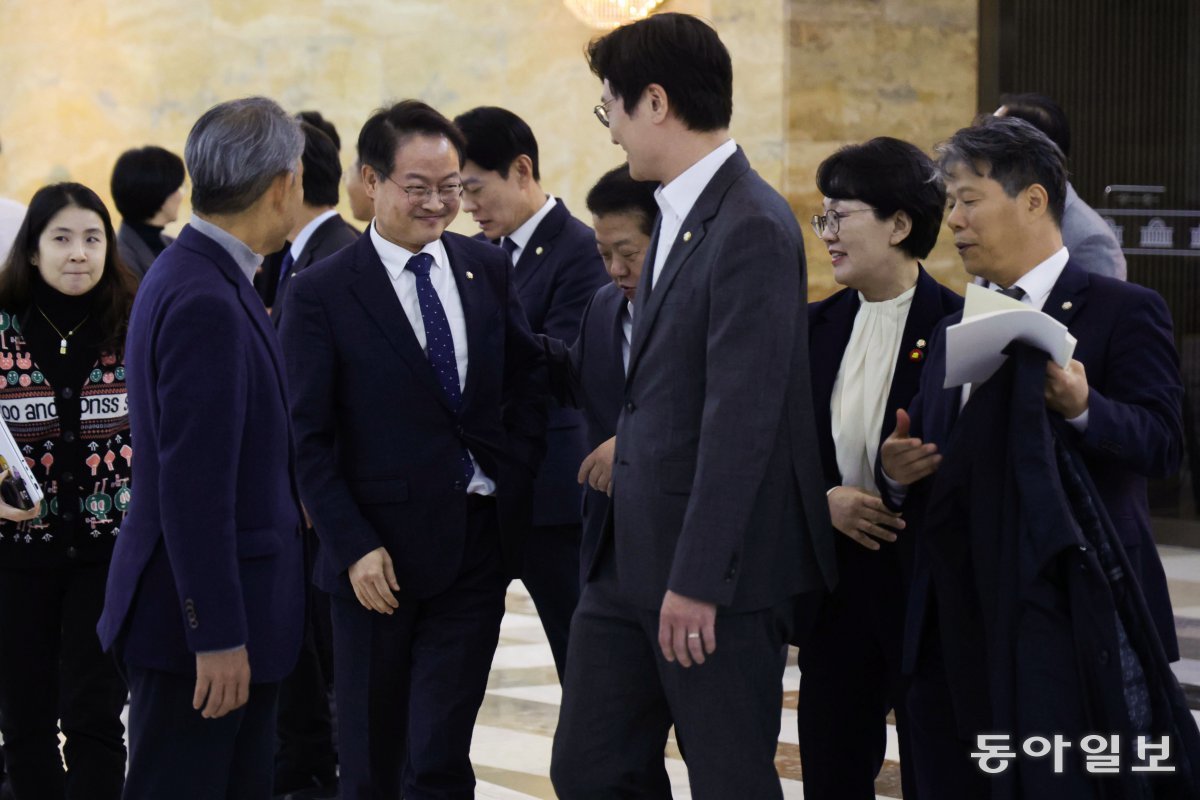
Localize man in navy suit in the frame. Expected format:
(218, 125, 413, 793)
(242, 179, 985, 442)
(551, 15, 835, 799)
(881, 116, 1182, 798)
(454, 106, 608, 678)
(279, 100, 547, 800)
(543, 163, 658, 587)
(97, 96, 307, 799)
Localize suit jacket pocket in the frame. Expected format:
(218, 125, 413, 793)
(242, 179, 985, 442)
(236, 527, 282, 559)
(659, 459, 696, 496)
(350, 478, 409, 505)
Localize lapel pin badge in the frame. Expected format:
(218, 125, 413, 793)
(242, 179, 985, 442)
(909, 348, 925, 363)
(466, 271, 474, 280)
(916, 338, 927, 349)
(1061, 301, 1072, 310)
(682, 231, 692, 242)
(535, 246, 544, 256)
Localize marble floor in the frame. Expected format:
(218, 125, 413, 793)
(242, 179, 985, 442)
(472, 545, 1200, 800)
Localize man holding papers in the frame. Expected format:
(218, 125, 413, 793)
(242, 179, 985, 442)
(880, 116, 1188, 798)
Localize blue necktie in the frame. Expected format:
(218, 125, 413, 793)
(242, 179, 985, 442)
(405, 253, 474, 487)
(500, 237, 519, 266)
(276, 249, 295, 292)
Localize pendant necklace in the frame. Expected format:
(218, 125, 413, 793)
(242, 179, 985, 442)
(34, 306, 90, 355)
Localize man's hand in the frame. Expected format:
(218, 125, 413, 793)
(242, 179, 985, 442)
(193, 647, 250, 719)
(348, 546, 400, 615)
(577, 437, 616, 496)
(880, 409, 941, 486)
(658, 590, 717, 667)
(1045, 358, 1089, 419)
(828, 486, 903, 550)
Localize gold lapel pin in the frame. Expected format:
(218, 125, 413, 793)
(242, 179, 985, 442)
(1061, 301, 1072, 310)
(682, 231, 692, 242)
(466, 271, 474, 280)
(535, 246, 544, 256)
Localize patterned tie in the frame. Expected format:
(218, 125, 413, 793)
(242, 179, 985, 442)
(276, 249, 295, 292)
(500, 237, 519, 266)
(405, 253, 475, 487)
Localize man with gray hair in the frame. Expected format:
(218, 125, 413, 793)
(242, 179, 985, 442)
(98, 96, 307, 799)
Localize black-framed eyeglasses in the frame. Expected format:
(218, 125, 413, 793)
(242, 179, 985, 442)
(810, 207, 874, 237)
(373, 167, 463, 204)
(594, 98, 617, 128)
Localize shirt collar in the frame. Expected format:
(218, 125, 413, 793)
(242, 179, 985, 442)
(370, 222, 448, 281)
(289, 209, 339, 260)
(654, 138, 737, 223)
(988, 246, 1069, 311)
(505, 195, 556, 252)
(189, 214, 263, 284)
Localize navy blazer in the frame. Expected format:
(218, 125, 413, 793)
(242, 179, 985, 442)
(543, 282, 627, 585)
(482, 200, 608, 527)
(897, 260, 1183, 667)
(98, 225, 305, 683)
(272, 213, 360, 330)
(280, 231, 548, 599)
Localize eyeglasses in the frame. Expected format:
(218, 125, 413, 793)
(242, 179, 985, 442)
(810, 207, 874, 237)
(374, 168, 463, 204)
(594, 98, 617, 128)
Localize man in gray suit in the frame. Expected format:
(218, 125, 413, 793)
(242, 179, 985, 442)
(550, 14, 836, 800)
(995, 93, 1127, 280)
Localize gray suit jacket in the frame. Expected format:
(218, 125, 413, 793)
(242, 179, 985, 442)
(116, 222, 173, 281)
(608, 147, 836, 612)
(1063, 182, 1126, 280)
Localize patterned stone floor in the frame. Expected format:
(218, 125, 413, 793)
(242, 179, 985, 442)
(474, 546, 1200, 800)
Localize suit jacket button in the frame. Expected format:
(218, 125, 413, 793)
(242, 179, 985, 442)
(61, 511, 75, 523)
(624, 401, 635, 413)
(60, 387, 74, 400)
(66, 546, 78, 559)
(62, 431, 76, 443)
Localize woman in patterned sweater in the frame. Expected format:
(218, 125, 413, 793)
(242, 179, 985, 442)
(0, 183, 137, 799)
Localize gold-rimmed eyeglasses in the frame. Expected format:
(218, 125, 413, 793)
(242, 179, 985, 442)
(810, 207, 874, 237)
(374, 167, 463, 205)
(594, 98, 617, 128)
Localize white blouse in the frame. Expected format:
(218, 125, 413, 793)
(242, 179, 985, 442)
(830, 285, 916, 495)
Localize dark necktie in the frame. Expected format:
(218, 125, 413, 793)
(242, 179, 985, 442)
(500, 237, 519, 266)
(276, 249, 295, 292)
(404, 253, 474, 487)
(998, 285, 1026, 301)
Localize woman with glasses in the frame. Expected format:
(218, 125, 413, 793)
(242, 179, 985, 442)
(797, 137, 961, 800)
(0, 183, 137, 799)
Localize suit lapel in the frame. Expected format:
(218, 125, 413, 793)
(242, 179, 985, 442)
(347, 234, 454, 412)
(441, 234, 489, 410)
(1042, 260, 1089, 329)
(881, 267, 939, 444)
(512, 199, 569, 291)
(627, 148, 750, 380)
(611, 295, 630, 386)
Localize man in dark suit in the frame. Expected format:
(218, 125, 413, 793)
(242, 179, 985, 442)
(279, 100, 547, 800)
(454, 106, 608, 678)
(543, 163, 658, 587)
(97, 96, 307, 799)
(271, 119, 360, 331)
(271, 117, 357, 799)
(550, 15, 836, 799)
(799, 138, 962, 800)
(881, 116, 1182, 798)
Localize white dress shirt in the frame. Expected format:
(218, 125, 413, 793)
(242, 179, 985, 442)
(651, 139, 738, 287)
(502, 195, 556, 266)
(289, 209, 339, 261)
(831, 285, 915, 495)
(369, 223, 495, 494)
(621, 301, 633, 374)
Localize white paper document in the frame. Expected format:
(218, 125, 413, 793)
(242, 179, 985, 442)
(943, 284, 1077, 388)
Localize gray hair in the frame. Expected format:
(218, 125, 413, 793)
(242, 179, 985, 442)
(185, 97, 304, 216)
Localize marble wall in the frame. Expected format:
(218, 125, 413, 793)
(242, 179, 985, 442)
(0, 0, 973, 294)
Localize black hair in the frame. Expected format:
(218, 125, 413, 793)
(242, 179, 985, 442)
(586, 13, 733, 132)
(297, 110, 341, 151)
(816, 137, 946, 260)
(585, 164, 659, 237)
(357, 100, 467, 179)
(0, 183, 137, 351)
(453, 106, 540, 181)
(936, 116, 1068, 226)
(998, 93, 1071, 158)
(299, 121, 342, 207)
(110, 146, 185, 222)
